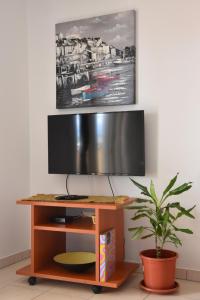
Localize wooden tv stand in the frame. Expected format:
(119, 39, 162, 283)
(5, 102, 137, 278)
(16, 195, 137, 293)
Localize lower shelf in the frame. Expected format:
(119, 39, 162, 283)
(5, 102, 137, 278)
(16, 262, 138, 288)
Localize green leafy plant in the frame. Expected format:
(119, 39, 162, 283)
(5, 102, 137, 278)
(127, 173, 195, 258)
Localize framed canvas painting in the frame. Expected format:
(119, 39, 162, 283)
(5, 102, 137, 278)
(56, 10, 136, 108)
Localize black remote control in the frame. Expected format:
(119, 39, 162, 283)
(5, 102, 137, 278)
(55, 195, 88, 200)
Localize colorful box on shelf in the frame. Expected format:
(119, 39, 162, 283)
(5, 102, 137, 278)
(100, 228, 115, 282)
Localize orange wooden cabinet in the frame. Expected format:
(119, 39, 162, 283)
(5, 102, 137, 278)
(16, 196, 137, 293)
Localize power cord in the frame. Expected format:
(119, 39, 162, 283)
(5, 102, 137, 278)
(107, 175, 115, 197)
(66, 175, 70, 196)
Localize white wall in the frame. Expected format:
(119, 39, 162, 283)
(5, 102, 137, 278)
(0, 0, 30, 258)
(27, 0, 200, 270)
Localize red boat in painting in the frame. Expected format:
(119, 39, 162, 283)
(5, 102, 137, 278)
(81, 73, 120, 101)
(95, 74, 119, 85)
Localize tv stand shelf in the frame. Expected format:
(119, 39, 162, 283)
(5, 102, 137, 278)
(16, 195, 137, 291)
(34, 216, 96, 234)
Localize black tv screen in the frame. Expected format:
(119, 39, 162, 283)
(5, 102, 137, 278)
(48, 111, 145, 175)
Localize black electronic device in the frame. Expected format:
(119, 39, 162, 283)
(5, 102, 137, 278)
(51, 215, 81, 224)
(55, 195, 88, 200)
(48, 110, 145, 176)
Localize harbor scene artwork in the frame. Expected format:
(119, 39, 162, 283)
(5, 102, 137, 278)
(56, 10, 136, 108)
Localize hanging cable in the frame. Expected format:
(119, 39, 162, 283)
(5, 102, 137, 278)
(107, 175, 115, 197)
(66, 175, 70, 196)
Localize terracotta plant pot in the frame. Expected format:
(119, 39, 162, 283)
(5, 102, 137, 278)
(140, 249, 178, 290)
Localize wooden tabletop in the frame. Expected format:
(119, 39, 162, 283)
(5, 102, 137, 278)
(16, 194, 134, 210)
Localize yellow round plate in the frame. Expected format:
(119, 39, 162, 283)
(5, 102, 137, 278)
(54, 252, 96, 265)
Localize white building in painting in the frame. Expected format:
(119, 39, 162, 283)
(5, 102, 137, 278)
(56, 34, 120, 67)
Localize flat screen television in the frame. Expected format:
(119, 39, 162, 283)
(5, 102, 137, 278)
(48, 111, 145, 175)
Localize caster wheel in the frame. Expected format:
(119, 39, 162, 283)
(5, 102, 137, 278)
(28, 277, 37, 285)
(91, 285, 103, 294)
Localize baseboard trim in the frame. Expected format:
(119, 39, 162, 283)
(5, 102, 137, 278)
(0, 250, 30, 269)
(128, 261, 200, 282)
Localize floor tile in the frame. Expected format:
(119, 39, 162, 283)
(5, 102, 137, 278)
(177, 279, 200, 300)
(0, 259, 30, 288)
(1, 259, 200, 300)
(120, 273, 144, 289)
(33, 291, 89, 300)
(0, 284, 43, 300)
(51, 273, 147, 299)
(12, 276, 54, 292)
(0, 259, 30, 272)
(0, 269, 19, 288)
(146, 294, 188, 300)
(92, 286, 148, 300)
(142, 279, 200, 300)
(49, 281, 95, 299)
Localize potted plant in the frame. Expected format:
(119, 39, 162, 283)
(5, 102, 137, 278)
(127, 173, 195, 293)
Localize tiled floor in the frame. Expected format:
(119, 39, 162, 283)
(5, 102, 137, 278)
(0, 259, 200, 300)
